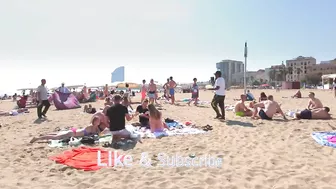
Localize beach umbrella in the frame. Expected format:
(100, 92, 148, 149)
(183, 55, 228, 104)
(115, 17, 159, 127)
(116, 82, 140, 89)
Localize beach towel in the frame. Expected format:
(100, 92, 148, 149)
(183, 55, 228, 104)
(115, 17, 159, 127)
(49, 146, 124, 171)
(311, 132, 336, 148)
(125, 123, 206, 139)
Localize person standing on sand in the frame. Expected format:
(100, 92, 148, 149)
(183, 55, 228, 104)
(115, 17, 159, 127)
(163, 78, 170, 101)
(37, 79, 50, 119)
(104, 84, 109, 97)
(209, 71, 226, 120)
(168, 76, 177, 104)
(141, 80, 147, 102)
(57, 82, 70, 93)
(148, 79, 157, 104)
(187, 78, 199, 106)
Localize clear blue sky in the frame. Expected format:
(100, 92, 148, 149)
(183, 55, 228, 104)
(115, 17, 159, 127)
(0, 0, 335, 93)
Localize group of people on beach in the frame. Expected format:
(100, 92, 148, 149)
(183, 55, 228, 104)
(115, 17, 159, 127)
(10, 71, 332, 145)
(234, 91, 331, 120)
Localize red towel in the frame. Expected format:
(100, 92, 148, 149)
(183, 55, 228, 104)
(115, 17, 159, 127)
(49, 146, 125, 171)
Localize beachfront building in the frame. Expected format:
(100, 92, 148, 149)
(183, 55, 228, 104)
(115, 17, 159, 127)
(231, 69, 267, 85)
(111, 66, 125, 83)
(216, 59, 244, 87)
(285, 56, 317, 82)
(266, 64, 287, 86)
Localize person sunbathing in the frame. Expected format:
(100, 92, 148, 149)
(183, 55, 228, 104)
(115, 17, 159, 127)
(148, 104, 169, 132)
(0, 108, 29, 116)
(307, 92, 323, 110)
(83, 104, 97, 114)
(104, 97, 113, 107)
(235, 94, 253, 117)
(30, 115, 107, 143)
(294, 107, 331, 120)
(292, 90, 302, 98)
(251, 95, 287, 120)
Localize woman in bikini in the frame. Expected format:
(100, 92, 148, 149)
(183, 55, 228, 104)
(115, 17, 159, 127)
(30, 113, 108, 143)
(148, 104, 169, 132)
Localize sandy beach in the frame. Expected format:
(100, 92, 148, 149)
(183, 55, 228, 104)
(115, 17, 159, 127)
(0, 89, 336, 189)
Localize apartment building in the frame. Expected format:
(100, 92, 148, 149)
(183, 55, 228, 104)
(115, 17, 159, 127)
(216, 60, 244, 87)
(286, 56, 317, 82)
(306, 62, 336, 76)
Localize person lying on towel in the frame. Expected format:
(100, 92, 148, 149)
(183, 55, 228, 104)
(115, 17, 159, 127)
(30, 112, 108, 143)
(294, 107, 331, 120)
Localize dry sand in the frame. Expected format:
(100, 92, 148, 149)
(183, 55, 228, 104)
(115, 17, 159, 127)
(0, 89, 336, 189)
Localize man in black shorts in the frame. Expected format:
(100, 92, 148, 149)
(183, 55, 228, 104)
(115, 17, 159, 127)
(106, 95, 134, 139)
(209, 71, 226, 119)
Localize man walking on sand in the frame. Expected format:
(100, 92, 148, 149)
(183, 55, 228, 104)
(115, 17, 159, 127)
(169, 76, 177, 105)
(209, 71, 226, 119)
(37, 79, 50, 119)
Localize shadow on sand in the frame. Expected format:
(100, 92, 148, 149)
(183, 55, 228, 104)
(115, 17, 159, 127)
(104, 139, 138, 151)
(33, 118, 51, 124)
(225, 120, 255, 127)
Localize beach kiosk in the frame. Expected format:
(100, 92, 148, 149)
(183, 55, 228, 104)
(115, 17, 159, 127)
(321, 74, 336, 89)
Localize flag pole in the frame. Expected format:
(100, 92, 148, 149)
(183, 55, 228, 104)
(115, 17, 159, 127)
(244, 42, 248, 95)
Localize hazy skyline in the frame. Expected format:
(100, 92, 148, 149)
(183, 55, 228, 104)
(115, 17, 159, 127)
(1, 0, 335, 93)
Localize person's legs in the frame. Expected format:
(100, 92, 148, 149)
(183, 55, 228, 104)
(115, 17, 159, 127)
(41, 100, 50, 116)
(170, 89, 175, 104)
(37, 103, 43, 118)
(218, 95, 225, 119)
(30, 131, 74, 143)
(211, 95, 221, 118)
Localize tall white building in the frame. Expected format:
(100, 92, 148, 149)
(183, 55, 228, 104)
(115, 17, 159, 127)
(216, 60, 244, 87)
(286, 56, 316, 82)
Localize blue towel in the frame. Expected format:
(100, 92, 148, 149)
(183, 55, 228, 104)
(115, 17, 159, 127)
(311, 132, 336, 148)
(165, 121, 179, 128)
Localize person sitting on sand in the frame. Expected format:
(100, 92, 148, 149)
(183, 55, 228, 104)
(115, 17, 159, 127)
(235, 94, 253, 117)
(246, 90, 254, 101)
(249, 92, 267, 108)
(135, 99, 149, 127)
(83, 104, 97, 114)
(122, 96, 133, 110)
(17, 95, 28, 108)
(148, 104, 169, 132)
(294, 107, 331, 120)
(0, 108, 29, 116)
(307, 92, 323, 110)
(106, 95, 134, 139)
(30, 114, 107, 143)
(251, 95, 287, 120)
(292, 90, 302, 98)
(259, 92, 267, 102)
(104, 97, 113, 107)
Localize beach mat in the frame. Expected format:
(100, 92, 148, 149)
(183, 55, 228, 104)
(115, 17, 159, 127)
(311, 132, 336, 148)
(126, 123, 206, 139)
(49, 146, 125, 171)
